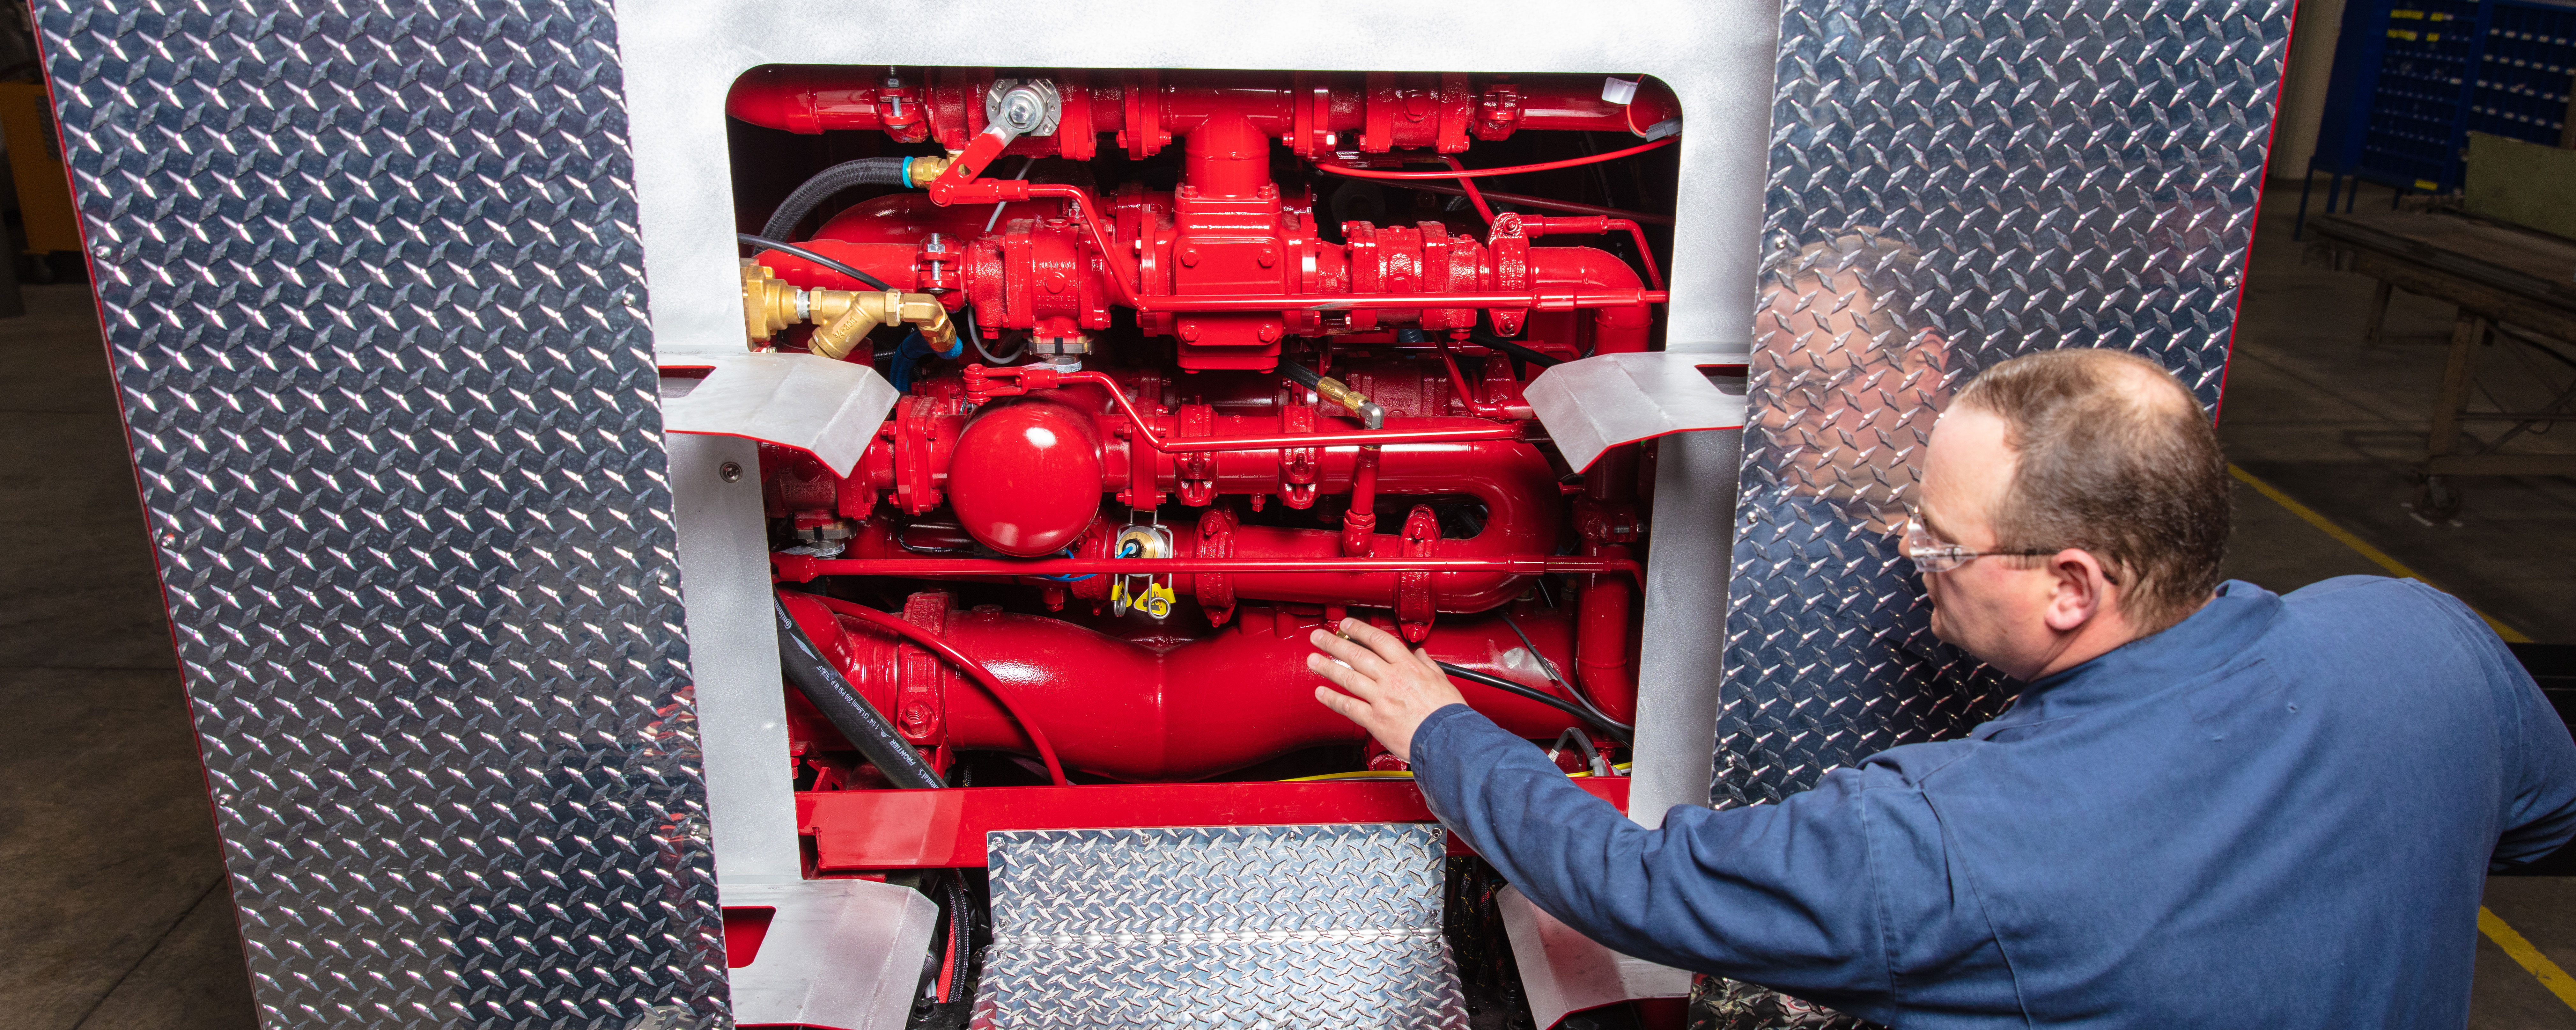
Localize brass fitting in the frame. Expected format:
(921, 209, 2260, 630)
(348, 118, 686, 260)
(808, 289, 956, 361)
(1313, 375, 1386, 429)
(741, 260, 958, 361)
(905, 154, 953, 186)
(743, 260, 801, 342)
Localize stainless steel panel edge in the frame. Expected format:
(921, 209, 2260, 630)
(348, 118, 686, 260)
(614, 0, 1781, 359)
(611, 0, 1781, 842)
(33, 2, 728, 1026)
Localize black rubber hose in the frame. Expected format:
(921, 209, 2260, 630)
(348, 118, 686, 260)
(762, 156, 917, 241)
(944, 873, 973, 1001)
(772, 594, 945, 789)
(736, 233, 893, 292)
(1437, 661, 1634, 744)
(1280, 360, 1324, 389)
(1469, 330, 1564, 368)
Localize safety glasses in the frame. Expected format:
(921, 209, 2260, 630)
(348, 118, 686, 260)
(1902, 512, 2062, 574)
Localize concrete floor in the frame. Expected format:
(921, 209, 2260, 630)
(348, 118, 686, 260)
(3, 181, 2572, 1028)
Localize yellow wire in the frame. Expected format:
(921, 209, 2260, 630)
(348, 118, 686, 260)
(1281, 770, 1415, 782)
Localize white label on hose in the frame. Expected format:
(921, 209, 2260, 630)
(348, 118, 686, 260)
(1601, 77, 1639, 105)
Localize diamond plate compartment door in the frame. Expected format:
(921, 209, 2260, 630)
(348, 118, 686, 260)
(33, 4, 728, 1028)
(1721, 0, 2292, 807)
(976, 825, 1468, 1030)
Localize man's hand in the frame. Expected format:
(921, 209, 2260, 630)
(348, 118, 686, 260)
(1307, 617, 1466, 763)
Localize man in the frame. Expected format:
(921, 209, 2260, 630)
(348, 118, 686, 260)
(1309, 348, 2576, 1027)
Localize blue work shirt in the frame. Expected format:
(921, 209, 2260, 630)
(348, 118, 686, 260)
(1414, 577, 2576, 1027)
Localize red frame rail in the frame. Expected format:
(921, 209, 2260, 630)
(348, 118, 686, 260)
(797, 777, 1631, 869)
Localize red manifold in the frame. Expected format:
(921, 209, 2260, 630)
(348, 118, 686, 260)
(732, 69, 1666, 369)
(739, 65, 1670, 811)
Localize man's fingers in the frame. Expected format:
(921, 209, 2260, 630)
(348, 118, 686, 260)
(1304, 651, 1379, 697)
(1309, 628, 1391, 680)
(1313, 685, 1370, 723)
(1340, 617, 1419, 667)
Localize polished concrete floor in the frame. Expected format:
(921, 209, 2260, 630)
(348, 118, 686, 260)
(3, 179, 2572, 1028)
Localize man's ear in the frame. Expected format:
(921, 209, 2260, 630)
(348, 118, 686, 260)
(2041, 548, 2110, 633)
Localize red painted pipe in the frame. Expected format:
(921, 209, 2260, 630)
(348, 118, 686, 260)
(792, 597, 1591, 781)
(808, 421, 1576, 612)
(1531, 247, 1653, 354)
(726, 69, 1678, 147)
(970, 367, 1523, 453)
(799, 593, 1069, 785)
(1576, 445, 1642, 722)
(774, 553, 1642, 585)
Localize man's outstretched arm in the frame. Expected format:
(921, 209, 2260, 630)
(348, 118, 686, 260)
(1307, 619, 1896, 1008)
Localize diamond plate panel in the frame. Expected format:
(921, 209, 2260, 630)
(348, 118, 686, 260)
(33, 4, 726, 1028)
(1720, 0, 2291, 807)
(976, 824, 1467, 1029)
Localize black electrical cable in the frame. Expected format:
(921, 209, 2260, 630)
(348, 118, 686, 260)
(772, 594, 945, 789)
(761, 156, 917, 241)
(1436, 661, 1632, 743)
(1280, 359, 1324, 389)
(1468, 329, 1563, 368)
(973, 325, 1028, 366)
(736, 232, 894, 292)
(1498, 611, 1632, 736)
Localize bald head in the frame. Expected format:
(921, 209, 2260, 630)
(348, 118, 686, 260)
(1949, 349, 2231, 632)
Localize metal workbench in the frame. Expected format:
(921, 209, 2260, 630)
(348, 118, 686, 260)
(2306, 208, 2576, 519)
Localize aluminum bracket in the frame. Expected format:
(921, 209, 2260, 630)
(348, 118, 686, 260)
(1497, 886, 1694, 1029)
(726, 880, 941, 1030)
(1525, 351, 1750, 473)
(661, 351, 898, 477)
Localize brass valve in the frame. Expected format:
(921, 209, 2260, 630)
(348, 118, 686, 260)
(741, 259, 958, 361)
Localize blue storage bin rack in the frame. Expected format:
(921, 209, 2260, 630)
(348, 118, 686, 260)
(2470, 1, 2576, 143)
(2297, 0, 2576, 235)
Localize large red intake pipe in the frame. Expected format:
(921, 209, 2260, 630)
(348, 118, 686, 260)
(782, 591, 1590, 781)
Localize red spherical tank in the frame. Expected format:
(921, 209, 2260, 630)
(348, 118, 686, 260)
(946, 397, 1104, 556)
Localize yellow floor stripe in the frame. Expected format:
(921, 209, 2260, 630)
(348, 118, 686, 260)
(2227, 464, 2533, 644)
(2481, 907, 2576, 1011)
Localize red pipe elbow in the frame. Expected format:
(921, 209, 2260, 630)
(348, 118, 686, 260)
(1532, 247, 1652, 354)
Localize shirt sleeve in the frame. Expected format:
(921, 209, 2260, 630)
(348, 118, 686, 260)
(1408, 703, 1895, 1014)
(2485, 629, 2576, 868)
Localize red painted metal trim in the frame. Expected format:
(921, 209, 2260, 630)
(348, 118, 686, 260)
(771, 554, 1645, 583)
(797, 778, 1631, 869)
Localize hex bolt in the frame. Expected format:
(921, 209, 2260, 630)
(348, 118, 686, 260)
(999, 87, 1046, 134)
(719, 461, 743, 483)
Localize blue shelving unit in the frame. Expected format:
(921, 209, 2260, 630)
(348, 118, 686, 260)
(2297, 0, 2576, 234)
(2470, 0, 2576, 143)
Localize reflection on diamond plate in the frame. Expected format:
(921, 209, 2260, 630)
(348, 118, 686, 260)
(1723, 0, 2290, 807)
(976, 825, 1467, 1029)
(32, 3, 726, 1027)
